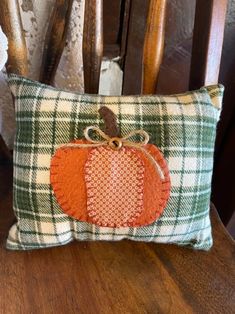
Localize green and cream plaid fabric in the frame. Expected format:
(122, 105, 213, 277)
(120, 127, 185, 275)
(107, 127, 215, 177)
(7, 74, 224, 250)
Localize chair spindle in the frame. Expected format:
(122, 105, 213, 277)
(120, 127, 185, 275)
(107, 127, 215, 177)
(142, 0, 167, 95)
(83, 0, 103, 94)
(0, 0, 28, 160)
(0, 0, 28, 76)
(40, 0, 73, 85)
(189, 0, 227, 90)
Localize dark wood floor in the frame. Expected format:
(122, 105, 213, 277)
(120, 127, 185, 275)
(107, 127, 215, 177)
(0, 162, 234, 313)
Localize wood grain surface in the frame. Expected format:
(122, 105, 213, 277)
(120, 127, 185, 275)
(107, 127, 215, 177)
(40, 0, 73, 85)
(142, 0, 167, 94)
(0, 0, 28, 160)
(0, 163, 234, 314)
(122, 0, 150, 95)
(0, 0, 28, 76)
(189, 0, 228, 90)
(83, 0, 103, 94)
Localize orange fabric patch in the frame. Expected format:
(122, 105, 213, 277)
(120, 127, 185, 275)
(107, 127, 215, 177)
(133, 144, 171, 226)
(50, 140, 90, 221)
(85, 147, 144, 227)
(50, 140, 171, 227)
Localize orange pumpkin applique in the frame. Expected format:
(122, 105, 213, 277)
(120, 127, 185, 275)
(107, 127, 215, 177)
(50, 107, 171, 227)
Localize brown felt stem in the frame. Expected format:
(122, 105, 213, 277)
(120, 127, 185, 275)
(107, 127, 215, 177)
(99, 106, 120, 137)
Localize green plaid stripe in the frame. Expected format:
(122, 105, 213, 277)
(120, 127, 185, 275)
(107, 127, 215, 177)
(6, 74, 224, 250)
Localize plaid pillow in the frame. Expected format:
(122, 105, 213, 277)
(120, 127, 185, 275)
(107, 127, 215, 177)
(7, 74, 224, 250)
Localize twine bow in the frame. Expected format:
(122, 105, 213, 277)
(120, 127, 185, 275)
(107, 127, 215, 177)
(60, 126, 165, 180)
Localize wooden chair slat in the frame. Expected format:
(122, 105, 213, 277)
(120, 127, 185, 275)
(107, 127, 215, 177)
(40, 0, 73, 85)
(122, 0, 150, 95)
(189, 0, 227, 90)
(83, 0, 103, 94)
(142, 0, 167, 94)
(0, 0, 28, 76)
(0, 0, 28, 160)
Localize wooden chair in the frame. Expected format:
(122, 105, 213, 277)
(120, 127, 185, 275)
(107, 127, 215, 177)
(0, 1, 234, 312)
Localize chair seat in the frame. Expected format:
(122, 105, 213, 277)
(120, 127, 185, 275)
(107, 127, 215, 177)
(0, 162, 234, 313)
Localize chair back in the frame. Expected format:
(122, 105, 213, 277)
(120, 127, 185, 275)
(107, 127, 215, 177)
(0, 0, 228, 157)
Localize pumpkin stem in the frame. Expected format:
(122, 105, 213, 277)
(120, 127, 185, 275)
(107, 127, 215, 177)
(99, 106, 120, 137)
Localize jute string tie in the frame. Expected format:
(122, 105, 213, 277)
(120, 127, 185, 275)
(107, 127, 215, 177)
(59, 126, 164, 180)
